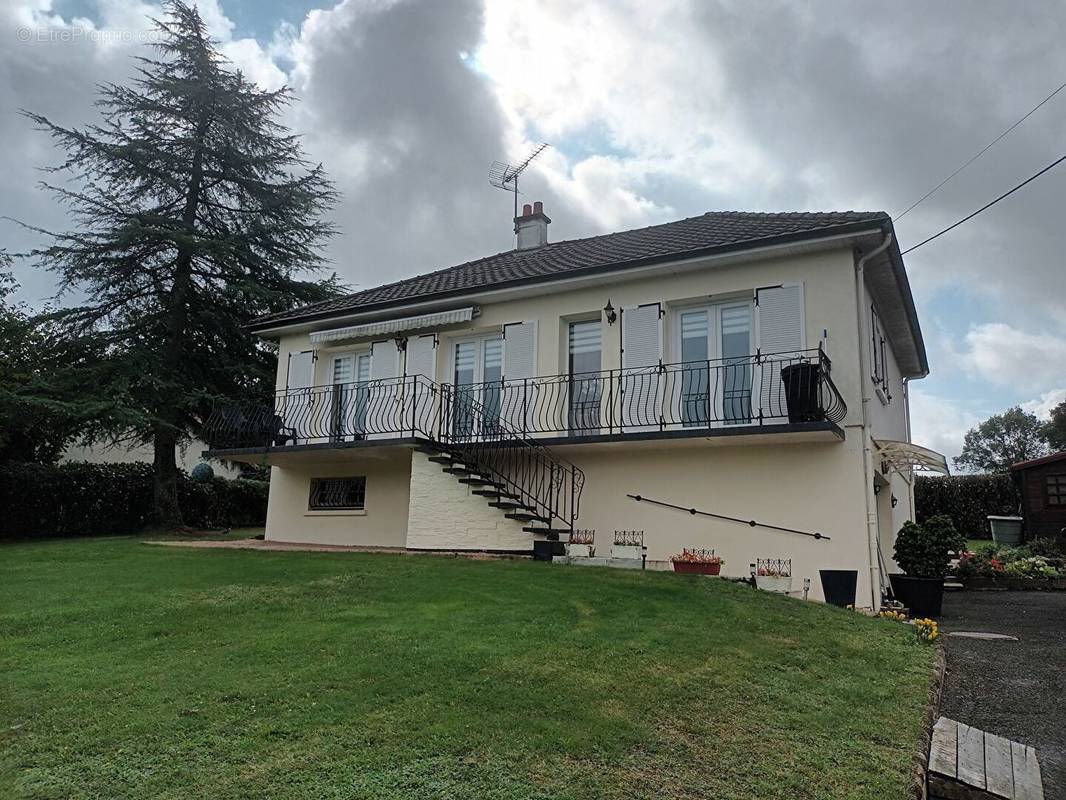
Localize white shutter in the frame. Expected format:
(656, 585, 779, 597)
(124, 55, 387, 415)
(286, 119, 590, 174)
(370, 340, 399, 380)
(404, 335, 438, 437)
(405, 335, 437, 380)
(502, 321, 537, 433)
(755, 284, 804, 356)
(755, 284, 805, 424)
(283, 350, 316, 443)
(621, 304, 662, 431)
(368, 340, 400, 438)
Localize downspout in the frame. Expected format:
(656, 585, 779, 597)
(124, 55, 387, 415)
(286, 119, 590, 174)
(855, 232, 893, 609)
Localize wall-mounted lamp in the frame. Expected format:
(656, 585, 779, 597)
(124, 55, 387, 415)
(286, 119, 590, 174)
(395, 337, 408, 352)
(891, 495, 899, 508)
(603, 299, 617, 326)
(873, 483, 881, 496)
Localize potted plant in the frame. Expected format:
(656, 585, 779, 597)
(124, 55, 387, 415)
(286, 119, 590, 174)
(671, 549, 724, 575)
(890, 515, 963, 617)
(611, 530, 644, 560)
(754, 559, 792, 593)
(566, 529, 595, 559)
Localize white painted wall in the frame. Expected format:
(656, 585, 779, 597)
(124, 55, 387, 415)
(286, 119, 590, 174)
(405, 451, 531, 551)
(264, 448, 411, 547)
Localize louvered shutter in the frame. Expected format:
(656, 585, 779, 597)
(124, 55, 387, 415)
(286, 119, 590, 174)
(502, 321, 537, 433)
(755, 284, 805, 423)
(284, 350, 316, 443)
(368, 340, 400, 437)
(404, 335, 438, 436)
(621, 304, 662, 430)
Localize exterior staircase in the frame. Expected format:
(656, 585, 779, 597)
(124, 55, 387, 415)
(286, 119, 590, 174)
(414, 381, 584, 546)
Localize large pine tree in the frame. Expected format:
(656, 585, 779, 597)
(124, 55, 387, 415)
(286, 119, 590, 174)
(22, 1, 340, 525)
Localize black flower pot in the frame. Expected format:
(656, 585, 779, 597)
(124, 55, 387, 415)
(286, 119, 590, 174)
(532, 540, 555, 561)
(889, 574, 944, 618)
(819, 569, 857, 607)
(781, 363, 823, 423)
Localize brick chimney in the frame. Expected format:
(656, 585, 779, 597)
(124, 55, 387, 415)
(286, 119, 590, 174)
(515, 200, 550, 250)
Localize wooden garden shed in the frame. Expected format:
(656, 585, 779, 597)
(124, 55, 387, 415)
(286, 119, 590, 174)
(1011, 452, 1066, 541)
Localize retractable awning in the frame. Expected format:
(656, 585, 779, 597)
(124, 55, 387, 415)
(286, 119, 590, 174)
(308, 306, 476, 345)
(874, 439, 950, 476)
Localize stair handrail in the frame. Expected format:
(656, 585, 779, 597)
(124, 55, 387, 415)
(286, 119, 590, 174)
(437, 382, 584, 532)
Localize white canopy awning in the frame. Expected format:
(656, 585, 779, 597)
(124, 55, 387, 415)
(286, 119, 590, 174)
(309, 306, 476, 345)
(874, 439, 950, 476)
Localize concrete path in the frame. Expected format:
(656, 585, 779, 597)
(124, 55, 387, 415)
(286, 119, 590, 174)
(939, 592, 1066, 798)
(145, 538, 526, 560)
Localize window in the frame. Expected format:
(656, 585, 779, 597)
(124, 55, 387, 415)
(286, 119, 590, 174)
(568, 319, 602, 431)
(870, 305, 891, 401)
(1047, 474, 1066, 506)
(309, 477, 366, 511)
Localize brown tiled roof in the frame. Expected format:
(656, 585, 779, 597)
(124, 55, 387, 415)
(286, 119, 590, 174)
(250, 210, 889, 330)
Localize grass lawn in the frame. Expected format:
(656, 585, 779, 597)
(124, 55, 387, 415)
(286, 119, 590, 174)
(1, 537, 936, 800)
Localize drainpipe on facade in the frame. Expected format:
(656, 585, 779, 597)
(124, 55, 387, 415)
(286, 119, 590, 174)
(855, 232, 894, 610)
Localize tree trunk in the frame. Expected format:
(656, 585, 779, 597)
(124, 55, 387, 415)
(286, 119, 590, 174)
(152, 427, 182, 527)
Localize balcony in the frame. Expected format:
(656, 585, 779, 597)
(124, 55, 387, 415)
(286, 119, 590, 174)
(203, 347, 846, 455)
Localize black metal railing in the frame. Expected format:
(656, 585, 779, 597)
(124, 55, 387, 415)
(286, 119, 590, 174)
(454, 347, 845, 437)
(202, 375, 443, 450)
(203, 347, 845, 450)
(438, 382, 584, 532)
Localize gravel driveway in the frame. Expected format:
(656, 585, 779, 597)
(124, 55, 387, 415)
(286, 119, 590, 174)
(939, 591, 1066, 797)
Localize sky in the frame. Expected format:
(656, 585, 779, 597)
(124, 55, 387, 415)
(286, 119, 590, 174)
(2, 0, 1065, 466)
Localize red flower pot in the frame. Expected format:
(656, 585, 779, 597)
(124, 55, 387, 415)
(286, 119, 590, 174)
(672, 560, 721, 575)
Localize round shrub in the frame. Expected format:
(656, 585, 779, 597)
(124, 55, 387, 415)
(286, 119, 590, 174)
(894, 514, 964, 578)
(190, 462, 215, 482)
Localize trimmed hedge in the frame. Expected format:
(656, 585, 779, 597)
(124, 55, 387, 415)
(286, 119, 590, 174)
(915, 474, 1020, 539)
(0, 461, 268, 539)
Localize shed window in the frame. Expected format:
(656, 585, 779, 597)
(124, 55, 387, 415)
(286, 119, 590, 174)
(1046, 474, 1066, 506)
(309, 477, 366, 510)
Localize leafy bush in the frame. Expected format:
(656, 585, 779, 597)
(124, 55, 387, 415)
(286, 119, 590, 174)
(190, 462, 215, 482)
(894, 515, 964, 578)
(0, 461, 267, 539)
(1003, 556, 1059, 578)
(915, 474, 1020, 538)
(955, 542, 1062, 580)
(1027, 537, 1065, 559)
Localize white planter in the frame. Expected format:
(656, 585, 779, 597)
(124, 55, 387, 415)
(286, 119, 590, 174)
(612, 544, 644, 560)
(566, 543, 593, 559)
(755, 575, 793, 593)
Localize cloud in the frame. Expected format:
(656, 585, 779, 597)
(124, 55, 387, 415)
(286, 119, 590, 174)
(908, 387, 982, 468)
(1023, 388, 1066, 419)
(960, 323, 1066, 390)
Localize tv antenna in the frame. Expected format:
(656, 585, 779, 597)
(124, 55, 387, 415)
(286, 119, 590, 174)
(489, 143, 549, 233)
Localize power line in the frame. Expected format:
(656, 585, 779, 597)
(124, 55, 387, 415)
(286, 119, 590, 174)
(901, 150, 1066, 255)
(895, 79, 1066, 220)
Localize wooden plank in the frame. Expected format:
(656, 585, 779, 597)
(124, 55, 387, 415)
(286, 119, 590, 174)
(983, 731, 1014, 799)
(1011, 740, 1044, 800)
(930, 716, 959, 779)
(957, 722, 986, 790)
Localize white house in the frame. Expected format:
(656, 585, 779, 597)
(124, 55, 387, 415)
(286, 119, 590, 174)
(204, 207, 947, 607)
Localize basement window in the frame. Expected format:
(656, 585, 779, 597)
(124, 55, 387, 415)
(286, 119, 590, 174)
(309, 477, 366, 511)
(1047, 474, 1066, 506)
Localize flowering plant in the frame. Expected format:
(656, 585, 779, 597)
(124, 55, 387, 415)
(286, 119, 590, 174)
(756, 566, 789, 577)
(914, 618, 939, 643)
(878, 610, 908, 622)
(670, 548, 724, 565)
(1003, 556, 1059, 578)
